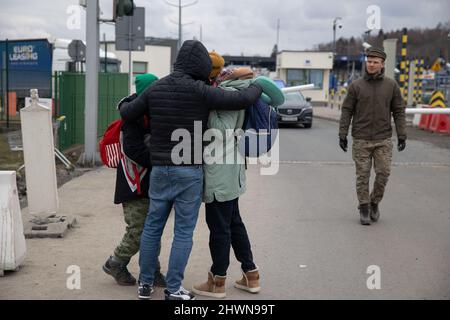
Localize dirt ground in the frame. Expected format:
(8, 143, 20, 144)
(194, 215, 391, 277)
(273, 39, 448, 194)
(0, 128, 86, 208)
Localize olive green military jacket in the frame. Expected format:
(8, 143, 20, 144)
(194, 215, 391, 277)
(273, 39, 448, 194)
(339, 72, 407, 141)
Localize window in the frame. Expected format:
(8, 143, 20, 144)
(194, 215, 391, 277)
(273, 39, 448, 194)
(309, 70, 323, 89)
(133, 61, 147, 75)
(284, 92, 306, 103)
(287, 69, 307, 87)
(286, 69, 324, 89)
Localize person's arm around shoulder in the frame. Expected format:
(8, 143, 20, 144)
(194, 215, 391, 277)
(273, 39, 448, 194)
(198, 81, 262, 111)
(119, 90, 149, 121)
(121, 120, 151, 168)
(391, 81, 407, 151)
(338, 83, 357, 152)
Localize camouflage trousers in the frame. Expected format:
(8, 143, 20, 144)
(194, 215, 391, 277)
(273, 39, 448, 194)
(352, 138, 393, 206)
(114, 197, 161, 271)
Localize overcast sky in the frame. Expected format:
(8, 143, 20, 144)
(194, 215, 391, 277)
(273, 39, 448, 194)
(1, 0, 449, 56)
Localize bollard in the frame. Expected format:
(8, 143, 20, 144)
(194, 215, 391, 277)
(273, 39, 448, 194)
(0, 171, 27, 276)
(20, 89, 59, 215)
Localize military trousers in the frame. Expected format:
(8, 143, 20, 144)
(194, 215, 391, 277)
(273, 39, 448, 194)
(352, 138, 393, 206)
(114, 197, 161, 271)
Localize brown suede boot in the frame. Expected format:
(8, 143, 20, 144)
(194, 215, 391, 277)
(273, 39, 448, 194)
(234, 268, 261, 293)
(192, 271, 226, 298)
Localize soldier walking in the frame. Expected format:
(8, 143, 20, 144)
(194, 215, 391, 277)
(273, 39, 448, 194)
(339, 47, 407, 225)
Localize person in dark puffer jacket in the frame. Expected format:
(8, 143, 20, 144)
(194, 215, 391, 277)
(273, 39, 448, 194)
(102, 74, 166, 288)
(119, 40, 263, 300)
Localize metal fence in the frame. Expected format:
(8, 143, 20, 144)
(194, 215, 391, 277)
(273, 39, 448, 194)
(54, 71, 129, 151)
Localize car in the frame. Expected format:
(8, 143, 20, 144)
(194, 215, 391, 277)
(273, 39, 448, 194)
(273, 79, 286, 89)
(275, 91, 313, 128)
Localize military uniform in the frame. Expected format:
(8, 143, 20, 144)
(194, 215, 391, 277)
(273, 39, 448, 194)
(339, 47, 406, 218)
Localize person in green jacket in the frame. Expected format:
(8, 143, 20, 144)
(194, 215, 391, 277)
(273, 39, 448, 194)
(339, 47, 407, 225)
(193, 67, 260, 299)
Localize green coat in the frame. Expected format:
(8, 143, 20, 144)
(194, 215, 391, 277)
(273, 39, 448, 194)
(203, 79, 252, 203)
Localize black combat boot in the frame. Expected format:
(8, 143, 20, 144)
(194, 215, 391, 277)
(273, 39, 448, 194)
(103, 256, 136, 286)
(370, 202, 380, 222)
(359, 204, 371, 225)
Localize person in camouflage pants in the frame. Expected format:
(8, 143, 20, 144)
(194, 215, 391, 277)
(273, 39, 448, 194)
(113, 198, 161, 271)
(352, 138, 393, 207)
(339, 47, 406, 225)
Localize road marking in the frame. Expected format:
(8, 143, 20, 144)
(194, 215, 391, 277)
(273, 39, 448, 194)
(276, 161, 450, 168)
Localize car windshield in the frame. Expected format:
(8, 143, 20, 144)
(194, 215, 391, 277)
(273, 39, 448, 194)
(284, 92, 306, 103)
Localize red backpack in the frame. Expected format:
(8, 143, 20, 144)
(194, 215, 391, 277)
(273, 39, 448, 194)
(99, 119, 123, 168)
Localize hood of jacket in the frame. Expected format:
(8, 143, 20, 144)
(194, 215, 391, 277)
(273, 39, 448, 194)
(174, 40, 212, 81)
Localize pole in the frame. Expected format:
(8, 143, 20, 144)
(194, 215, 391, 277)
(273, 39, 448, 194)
(5, 39, 9, 128)
(276, 18, 280, 50)
(400, 28, 408, 100)
(103, 33, 107, 73)
(333, 24, 336, 55)
(128, 15, 132, 93)
(80, 0, 100, 166)
(178, 0, 182, 51)
(1, 48, 5, 121)
(407, 60, 416, 107)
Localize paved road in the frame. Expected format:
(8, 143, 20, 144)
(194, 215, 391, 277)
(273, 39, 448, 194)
(1, 119, 449, 300)
(238, 119, 450, 299)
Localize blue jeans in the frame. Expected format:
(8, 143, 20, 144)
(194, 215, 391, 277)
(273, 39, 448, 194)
(138, 165, 203, 293)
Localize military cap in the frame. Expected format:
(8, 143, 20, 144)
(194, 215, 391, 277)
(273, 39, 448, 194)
(365, 47, 387, 60)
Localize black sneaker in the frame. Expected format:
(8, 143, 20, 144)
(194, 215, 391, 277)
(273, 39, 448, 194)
(102, 256, 136, 286)
(154, 271, 167, 288)
(138, 282, 154, 300)
(164, 287, 196, 300)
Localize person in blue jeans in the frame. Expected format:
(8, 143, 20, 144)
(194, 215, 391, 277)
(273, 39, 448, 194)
(119, 40, 263, 300)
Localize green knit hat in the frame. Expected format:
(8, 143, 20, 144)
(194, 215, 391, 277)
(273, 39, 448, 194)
(135, 73, 158, 96)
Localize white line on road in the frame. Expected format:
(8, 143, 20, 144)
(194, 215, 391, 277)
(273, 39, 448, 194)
(276, 161, 450, 168)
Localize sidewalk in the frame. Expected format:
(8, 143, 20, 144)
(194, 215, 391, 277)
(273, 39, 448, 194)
(313, 105, 342, 122)
(0, 166, 271, 300)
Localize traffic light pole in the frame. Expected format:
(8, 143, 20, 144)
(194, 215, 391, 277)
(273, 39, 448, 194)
(79, 0, 100, 167)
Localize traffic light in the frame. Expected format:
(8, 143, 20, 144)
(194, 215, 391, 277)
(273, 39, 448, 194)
(113, 0, 134, 20)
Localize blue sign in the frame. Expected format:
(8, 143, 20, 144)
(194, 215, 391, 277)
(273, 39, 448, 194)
(0, 39, 53, 98)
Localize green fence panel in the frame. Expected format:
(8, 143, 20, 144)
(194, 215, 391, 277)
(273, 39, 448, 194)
(56, 72, 128, 151)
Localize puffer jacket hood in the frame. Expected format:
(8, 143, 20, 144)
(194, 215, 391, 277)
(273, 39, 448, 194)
(174, 40, 212, 81)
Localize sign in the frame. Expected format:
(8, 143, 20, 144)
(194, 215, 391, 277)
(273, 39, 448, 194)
(430, 90, 446, 108)
(115, 7, 145, 51)
(68, 40, 86, 62)
(0, 39, 53, 98)
(431, 59, 442, 72)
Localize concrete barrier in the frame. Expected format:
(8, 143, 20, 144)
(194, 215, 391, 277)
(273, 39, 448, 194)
(0, 171, 26, 276)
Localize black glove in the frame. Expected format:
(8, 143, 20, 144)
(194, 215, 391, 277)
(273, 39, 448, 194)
(398, 139, 406, 152)
(339, 137, 348, 152)
(117, 93, 137, 110)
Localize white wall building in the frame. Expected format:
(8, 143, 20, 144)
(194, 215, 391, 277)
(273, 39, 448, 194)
(103, 37, 177, 93)
(276, 51, 334, 104)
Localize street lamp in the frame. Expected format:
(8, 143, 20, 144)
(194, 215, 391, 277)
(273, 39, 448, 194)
(333, 17, 343, 55)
